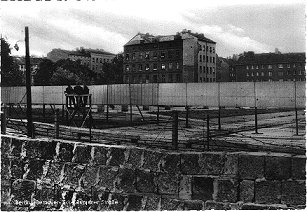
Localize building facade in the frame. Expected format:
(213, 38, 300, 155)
(123, 30, 216, 83)
(68, 49, 116, 73)
(14, 56, 44, 84)
(230, 51, 306, 82)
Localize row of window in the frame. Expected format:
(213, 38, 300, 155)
(246, 63, 305, 70)
(199, 77, 216, 82)
(199, 55, 215, 63)
(199, 66, 216, 75)
(246, 70, 305, 77)
(125, 62, 180, 72)
(125, 50, 181, 61)
(245, 78, 305, 82)
(200, 45, 215, 54)
(124, 73, 182, 83)
(92, 57, 110, 63)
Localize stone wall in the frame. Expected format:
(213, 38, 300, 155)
(1, 135, 306, 210)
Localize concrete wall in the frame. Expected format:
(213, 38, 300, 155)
(1, 135, 305, 210)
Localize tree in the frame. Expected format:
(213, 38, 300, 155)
(97, 54, 123, 84)
(1, 38, 23, 86)
(34, 59, 55, 85)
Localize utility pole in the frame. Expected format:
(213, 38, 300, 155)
(25, 26, 33, 138)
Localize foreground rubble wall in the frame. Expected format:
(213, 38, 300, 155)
(1, 135, 306, 210)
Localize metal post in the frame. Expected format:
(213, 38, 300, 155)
(1, 104, 7, 134)
(43, 104, 45, 118)
(172, 110, 178, 150)
(185, 106, 189, 128)
(106, 84, 109, 122)
(206, 114, 210, 150)
(54, 109, 59, 139)
(294, 80, 298, 135)
(89, 95, 92, 142)
(62, 105, 64, 118)
(255, 107, 258, 134)
(218, 107, 221, 130)
(25, 26, 33, 138)
(157, 106, 160, 124)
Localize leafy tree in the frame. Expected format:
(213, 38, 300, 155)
(1, 38, 23, 86)
(97, 54, 123, 84)
(34, 58, 55, 85)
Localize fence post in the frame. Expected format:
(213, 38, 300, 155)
(54, 109, 59, 139)
(1, 104, 7, 134)
(206, 114, 210, 150)
(157, 106, 160, 124)
(185, 106, 190, 128)
(172, 110, 178, 150)
(218, 107, 221, 130)
(294, 80, 298, 135)
(254, 106, 258, 134)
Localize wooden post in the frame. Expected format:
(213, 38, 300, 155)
(294, 80, 298, 135)
(206, 114, 210, 150)
(1, 105, 7, 134)
(185, 106, 189, 128)
(172, 110, 178, 150)
(218, 107, 221, 130)
(157, 106, 160, 124)
(255, 107, 258, 134)
(54, 109, 59, 139)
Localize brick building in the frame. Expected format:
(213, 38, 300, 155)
(123, 30, 216, 83)
(229, 51, 306, 82)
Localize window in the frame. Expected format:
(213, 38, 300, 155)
(138, 64, 143, 71)
(145, 64, 150, 71)
(209, 47, 212, 53)
(176, 74, 181, 82)
(199, 55, 202, 62)
(139, 52, 143, 59)
(251, 72, 254, 76)
(161, 63, 166, 70)
(176, 62, 180, 69)
(153, 63, 157, 71)
(153, 52, 158, 59)
(203, 45, 206, 52)
(209, 57, 212, 63)
(246, 73, 249, 77)
(125, 54, 129, 61)
(206, 67, 209, 74)
(145, 52, 150, 59)
(212, 67, 215, 74)
(261, 65, 264, 69)
(203, 55, 205, 62)
(92, 58, 95, 62)
(293, 64, 296, 68)
(168, 51, 173, 59)
(125, 65, 129, 71)
(261, 72, 264, 76)
(246, 66, 249, 70)
(256, 65, 259, 69)
(100, 58, 102, 63)
(268, 79, 272, 82)
(212, 47, 215, 54)
(268, 71, 272, 76)
(206, 56, 209, 63)
(161, 51, 165, 59)
(278, 64, 283, 68)
(200, 77, 203, 82)
(287, 64, 291, 68)
(209, 67, 212, 74)
(299, 70, 302, 75)
(96, 58, 98, 63)
(168, 74, 173, 83)
(256, 72, 259, 76)
(212, 57, 215, 63)
(169, 63, 173, 69)
(104, 59, 106, 63)
(161, 74, 165, 82)
(268, 65, 272, 69)
(176, 50, 180, 58)
(251, 65, 254, 69)
(132, 53, 136, 60)
(206, 46, 208, 52)
(153, 75, 157, 83)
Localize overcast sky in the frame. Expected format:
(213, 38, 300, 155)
(1, 0, 305, 58)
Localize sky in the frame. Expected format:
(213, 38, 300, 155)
(0, 0, 305, 58)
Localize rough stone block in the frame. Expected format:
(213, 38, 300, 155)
(143, 195, 160, 210)
(179, 175, 192, 199)
(25, 140, 42, 158)
(126, 195, 143, 211)
(199, 152, 225, 175)
(161, 197, 184, 210)
(1, 185, 11, 204)
(63, 163, 85, 188)
(108, 148, 126, 167)
(223, 153, 238, 176)
(204, 200, 230, 210)
(74, 191, 91, 211)
(90, 189, 110, 210)
(93, 146, 108, 165)
(108, 193, 127, 211)
(25, 159, 45, 180)
(11, 159, 24, 179)
(143, 150, 163, 172)
(115, 168, 136, 193)
(98, 166, 118, 191)
(33, 187, 61, 210)
(58, 143, 74, 162)
(281, 180, 306, 205)
(213, 178, 238, 203)
(241, 203, 288, 210)
(239, 180, 254, 202)
(73, 145, 92, 164)
(125, 148, 143, 169)
(157, 173, 179, 195)
(255, 179, 281, 204)
(1, 137, 11, 157)
(81, 165, 99, 189)
(44, 162, 64, 185)
(183, 200, 204, 210)
(291, 155, 306, 180)
(136, 170, 156, 193)
(192, 177, 214, 201)
(265, 153, 291, 180)
(160, 153, 180, 173)
(39, 140, 57, 160)
(11, 179, 36, 203)
(181, 153, 200, 175)
(238, 153, 265, 179)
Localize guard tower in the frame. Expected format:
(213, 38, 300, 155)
(65, 94, 93, 139)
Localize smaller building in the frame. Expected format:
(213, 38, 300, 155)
(230, 51, 306, 82)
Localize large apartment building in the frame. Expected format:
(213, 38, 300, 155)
(123, 30, 216, 83)
(229, 51, 306, 82)
(68, 48, 116, 73)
